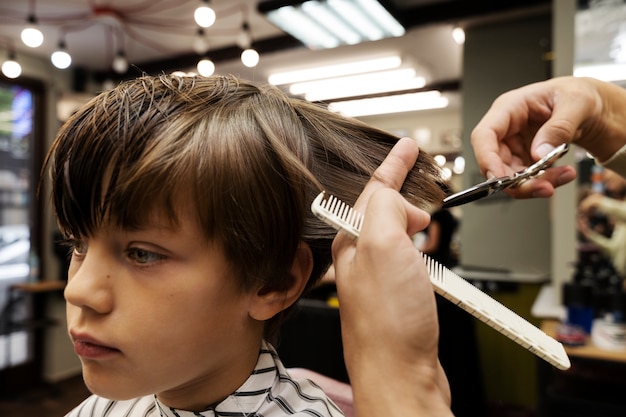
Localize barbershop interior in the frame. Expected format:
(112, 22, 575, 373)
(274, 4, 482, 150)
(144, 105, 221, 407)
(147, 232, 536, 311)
(1, 0, 626, 416)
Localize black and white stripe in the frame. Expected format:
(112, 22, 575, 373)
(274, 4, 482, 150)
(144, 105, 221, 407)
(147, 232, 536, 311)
(65, 341, 344, 417)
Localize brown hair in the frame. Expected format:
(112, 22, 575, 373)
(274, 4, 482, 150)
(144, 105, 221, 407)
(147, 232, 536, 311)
(45, 74, 446, 338)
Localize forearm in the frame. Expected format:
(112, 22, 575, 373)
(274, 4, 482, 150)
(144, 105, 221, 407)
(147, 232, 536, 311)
(597, 197, 626, 222)
(583, 229, 611, 253)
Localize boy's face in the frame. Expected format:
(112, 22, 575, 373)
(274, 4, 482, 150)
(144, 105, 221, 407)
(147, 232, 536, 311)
(64, 211, 264, 410)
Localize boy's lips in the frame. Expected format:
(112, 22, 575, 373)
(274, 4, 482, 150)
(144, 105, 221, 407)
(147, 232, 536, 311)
(71, 331, 121, 359)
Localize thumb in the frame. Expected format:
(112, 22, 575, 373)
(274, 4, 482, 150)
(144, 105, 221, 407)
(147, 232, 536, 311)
(531, 98, 587, 159)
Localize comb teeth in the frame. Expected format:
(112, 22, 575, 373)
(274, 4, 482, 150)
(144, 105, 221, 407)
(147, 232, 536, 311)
(311, 193, 363, 239)
(310, 191, 571, 371)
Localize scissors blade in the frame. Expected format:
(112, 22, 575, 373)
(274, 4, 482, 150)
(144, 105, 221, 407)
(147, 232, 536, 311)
(442, 177, 502, 208)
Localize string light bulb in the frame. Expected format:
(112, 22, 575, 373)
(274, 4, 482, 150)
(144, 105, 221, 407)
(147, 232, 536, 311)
(452, 26, 465, 45)
(194, 0, 216, 28)
(51, 40, 72, 69)
(193, 27, 209, 55)
(112, 50, 129, 73)
(241, 49, 259, 68)
(2, 52, 22, 79)
(21, 15, 44, 48)
(197, 57, 215, 76)
(236, 22, 251, 49)
(237, 22, 258, 68)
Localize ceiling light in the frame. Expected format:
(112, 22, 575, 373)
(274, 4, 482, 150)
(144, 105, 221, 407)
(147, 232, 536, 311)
(452, 26, 465, 45)
(434, 154, 446, 166)
(193, 28, 209, 55)
(328, 91, 449, 117)
(112, 50, 129, 74)
(290, 68, 426, 101)
(21, 15, 44, 48)
(2, 53, 22, 79)
(258, 0, 405, 50)
(236, 21, 259, 68)
(197, 57, 215, 76)
(241, 49, 259, 67)
(453, 156, 465, 174)
(194, 0, 216, 28)
(51, 41, 72, 69)
(268, 55, 402, 85)
(237, 22, 252, 50)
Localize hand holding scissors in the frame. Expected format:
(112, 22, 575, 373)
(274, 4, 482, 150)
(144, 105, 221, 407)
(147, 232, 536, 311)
(442, 143, 570, 208)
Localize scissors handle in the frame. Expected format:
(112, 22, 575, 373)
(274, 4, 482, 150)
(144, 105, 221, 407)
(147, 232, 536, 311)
(441, 143, 570, 208)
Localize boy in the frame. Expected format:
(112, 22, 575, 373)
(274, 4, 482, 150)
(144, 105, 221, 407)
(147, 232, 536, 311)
(45, 74, 446, 416)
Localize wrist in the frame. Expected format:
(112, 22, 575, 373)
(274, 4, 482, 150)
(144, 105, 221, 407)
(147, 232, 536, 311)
(348, 355, 453, 417)
(583, 78, 626, 162)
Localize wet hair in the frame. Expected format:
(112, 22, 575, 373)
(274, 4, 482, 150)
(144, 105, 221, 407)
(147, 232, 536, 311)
(45, 74, 446, 338)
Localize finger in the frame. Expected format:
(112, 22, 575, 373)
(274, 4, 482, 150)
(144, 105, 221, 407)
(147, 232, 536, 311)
(530, 85, 594, 159)
(505, 165, 577, 198)
(471, 123, 511, 179)
(352, 137, 419, 214)
(361, 188, 431, 241)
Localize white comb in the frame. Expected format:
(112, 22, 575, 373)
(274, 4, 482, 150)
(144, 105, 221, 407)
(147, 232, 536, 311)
(311, 192, 570, 370)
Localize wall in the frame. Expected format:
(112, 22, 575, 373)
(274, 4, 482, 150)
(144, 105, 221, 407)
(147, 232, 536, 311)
(462, 14, 553, 274)
(5, 51, 84, 382)
(461, 11, 552, 409)
(551, 0, 577, 304)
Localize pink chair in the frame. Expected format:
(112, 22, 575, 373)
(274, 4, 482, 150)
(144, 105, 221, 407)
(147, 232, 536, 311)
(288, 367, 354, 417)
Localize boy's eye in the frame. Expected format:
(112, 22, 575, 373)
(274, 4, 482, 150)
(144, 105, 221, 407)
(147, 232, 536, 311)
(66, 239, 88, 257)
(127, 248, 165, 264)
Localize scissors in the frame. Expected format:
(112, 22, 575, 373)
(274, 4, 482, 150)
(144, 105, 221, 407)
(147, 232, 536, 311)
(442, 143, 570, 208)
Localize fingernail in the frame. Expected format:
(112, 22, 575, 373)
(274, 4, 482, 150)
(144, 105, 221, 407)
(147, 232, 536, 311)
(536, 143, 555, 158)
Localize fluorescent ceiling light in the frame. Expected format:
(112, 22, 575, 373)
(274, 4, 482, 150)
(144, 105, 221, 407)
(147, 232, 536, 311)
(574, 63, 626, 82)
(268, 56, 402, 85)
(289, 68, 426, 101)
(259, 0, 405, 50)
(328, 91, 449, 117)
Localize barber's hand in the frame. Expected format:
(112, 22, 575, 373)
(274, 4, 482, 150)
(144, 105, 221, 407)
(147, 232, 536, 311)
(332, 138, 452, 417)
(470, 76, 618, 199)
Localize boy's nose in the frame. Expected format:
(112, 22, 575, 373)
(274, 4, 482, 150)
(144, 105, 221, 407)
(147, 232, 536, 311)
(64, 247, 114, 314)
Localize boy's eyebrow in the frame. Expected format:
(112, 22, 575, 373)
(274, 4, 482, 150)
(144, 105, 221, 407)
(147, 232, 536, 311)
(109, 212, 181, 234)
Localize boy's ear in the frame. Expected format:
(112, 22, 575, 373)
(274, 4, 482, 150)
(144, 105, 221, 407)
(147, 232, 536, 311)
(249, 241, 313, 321)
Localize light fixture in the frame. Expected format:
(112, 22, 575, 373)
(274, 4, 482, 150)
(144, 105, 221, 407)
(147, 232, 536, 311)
(194, 0, 216, 28)
(197, 57, 215, 76)
(21, 15, 44, 48)
(328, 91, 449, 117)
(289, 68, 426, 101)
(452, 26, 465, 45)
(453, 156, 465, 174)
(237, 21, 259, 68)
(193, 28, 209, 55)
(434, 154, 447, 166)
(258, 0, 405, 50)
(2, 52, 22, 79)
(51, 40, 72, 69)
(241, 49, 259, 68)
(268, 55, 402, 85)
(112, 50, 129, 74)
